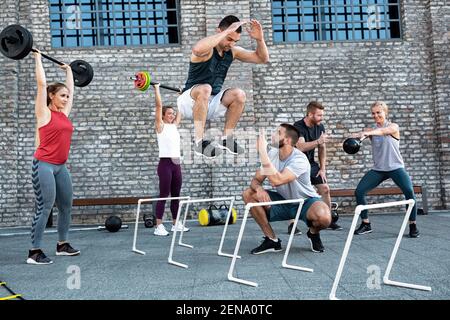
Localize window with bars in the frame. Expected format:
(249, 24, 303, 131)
(272, 0, 401, 42)
(49, 0, 180, 48)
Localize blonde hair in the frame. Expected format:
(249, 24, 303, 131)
(371, 101, 389, 116)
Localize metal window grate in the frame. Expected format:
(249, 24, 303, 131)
(272, 0, 401, 42)
(49, 0, 180, 48)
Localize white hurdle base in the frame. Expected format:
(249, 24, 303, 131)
(168, 196, 237, 269)
(228, 198, 312, 287)
(131, 196, 190, 255)
(329, 199, 432, 300)
(384, 278, 431, 291)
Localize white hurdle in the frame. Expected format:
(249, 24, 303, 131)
(132, 196, 190, 255)
(228, 198, 311, 288)
(329, 199, 432, 300)
(168, 196, 237, 269)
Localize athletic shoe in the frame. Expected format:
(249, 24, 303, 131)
(194, 140, 222, 159)
(354, 222, 372, 235)
(56, 242, 80, 256)
(171, 221, 190, 232)
(154, 224, 169, 236)
(306, 230, 324, 253)
(250, 237, 282, 255)
(287, 222, 302, 235)
(219, 136, 244, 155)
(26, 249, 53, 265)
(409, 223, 420, 238)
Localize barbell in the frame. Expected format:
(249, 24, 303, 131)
(130, 71, 181, 93)
(0, 24, 94, 87)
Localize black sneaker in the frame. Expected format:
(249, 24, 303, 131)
(250, 237, 282, 255)
(26, 249, 53, 265)
(219, 136, 244, 155)
(56, 242, 80, 256)
(328, 221, 343, 230)
(354, 222, 372, 235)
(306, 230, 324, 253)
(409, 223, 420, 238)
(194, 140, 222, 159)
(287, 222, 302, 235)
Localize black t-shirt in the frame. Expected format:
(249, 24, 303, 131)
(293, 118, 325, 164)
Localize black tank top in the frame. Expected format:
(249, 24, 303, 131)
(182, 47, 233, 95)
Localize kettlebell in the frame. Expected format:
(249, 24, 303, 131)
(143, 194, 158, 228)
(331, 210, 339, 223)
(343, 136, 368, 154)
(331, 202, 339, 223)
(198, 205, 237, 226)
(143, 213, 156, 228)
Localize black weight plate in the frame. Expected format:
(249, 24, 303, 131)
(0, 25, 33, 60)
(20, 28, 34, 60)
(69, 59, 94, 87)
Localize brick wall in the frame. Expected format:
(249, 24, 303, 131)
(0, 0, 448, 227)
(0, 0, 20, 226)
(428, 1, 450, 208)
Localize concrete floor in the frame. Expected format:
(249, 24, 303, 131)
(0, 211, 449, 300)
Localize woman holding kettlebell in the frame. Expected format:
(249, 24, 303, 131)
(353, 101, 420, 238)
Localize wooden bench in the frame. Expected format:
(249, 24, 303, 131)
(47, 196, 157, 227)
(69, 187, 429, 213)
(330, 185, 428, 214)
(46, 186, 429, 227)
(72, 197, 145, 206)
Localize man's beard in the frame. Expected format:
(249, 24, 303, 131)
(312, 118, 322, 126)
(271, 140, 285, 149)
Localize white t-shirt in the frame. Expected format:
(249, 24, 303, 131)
(156, 124, 181, 158)
(265, 147, 320, 200)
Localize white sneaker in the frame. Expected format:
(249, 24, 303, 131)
(171, 221, 190, 232)
(154, 224, 169, 236)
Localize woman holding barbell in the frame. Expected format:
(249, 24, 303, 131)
(152, 83, 189, 236)
(353, 101, 419, 238)
(27, 50, 80, 265)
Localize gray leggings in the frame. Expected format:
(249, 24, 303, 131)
(355, 168, 417, 221)
(31, 159, 73, 248)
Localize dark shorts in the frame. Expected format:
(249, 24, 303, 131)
(310, 162, 325, 185)
(266, 190, 322, 224)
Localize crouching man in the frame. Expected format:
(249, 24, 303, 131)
(242, 124, 331, 254)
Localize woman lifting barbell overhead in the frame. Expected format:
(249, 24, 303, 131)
(27, 50, 80, 265)
(353, 101, 420, 238)
(152, 83, 189, 236)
